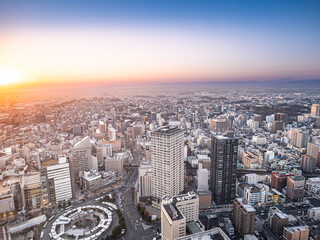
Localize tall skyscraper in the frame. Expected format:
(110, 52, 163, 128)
(151, 126, 184, 207)
(311, 104, 320, 116)
(210, 134, 238, 204)
(72, 136, 92, 182)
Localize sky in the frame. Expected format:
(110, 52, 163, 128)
(0, 0, 320, 86)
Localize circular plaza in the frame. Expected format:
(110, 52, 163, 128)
(50, 205, 115, 240)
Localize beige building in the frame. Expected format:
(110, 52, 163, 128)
(311, 104, 319, 116)
(22, 173, 43, 210)
(307, 142, 320, 166)
(286, 176, 305, 201)
(232, 198, 256, 236)
(290, 129, 309, 149)
(72, 136, 92, 182)
(161, 192, 199, 240)
(105, 156, 124, 175)
(242, 150, 261, 169)
(151, 127, 184, 207)
(283, 226, 309, 240)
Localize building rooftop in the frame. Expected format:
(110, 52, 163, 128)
(174, 227, 230, 240)
(153, 126, 182, 135)
(284, 226, 309, 233)
(186, 221, 202, 234)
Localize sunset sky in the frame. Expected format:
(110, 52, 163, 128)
(1, 0, 320, 86)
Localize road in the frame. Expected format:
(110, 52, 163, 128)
(119, 138, 159, 240)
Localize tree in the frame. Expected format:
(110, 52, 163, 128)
(144, 211, 149, 217)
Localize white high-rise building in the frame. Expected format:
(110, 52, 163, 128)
(197, 167, 209, 191)
(72, 136, 92, 182)
(151, 126, 184, 207)
(108, 126, 117, 141)
(45, 157, 73, 202)
(137, 162, 152, 201)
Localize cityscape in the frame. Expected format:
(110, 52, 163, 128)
(1, 1, 320, 240)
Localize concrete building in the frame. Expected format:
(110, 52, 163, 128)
(105, 155, 124, 175)
(237, 183, 266, 205)
(22, 173, 43, 210)
(307, 142, 320, 166)
(137, 162, 152, 201)
(301, 155, 316, 172)
(72, 136, 92, 182)
(311, 104, 320, 116)
(197, 168, 209, 192)
(41, 156, 73, 204)
(271, 171, 294, 192)
(232, 198, 256, 236)
(81, 170, 102, 192)
(211, 119, 228, 133)
(283, 226, 309, 240)
(290, 129, 309, 149)
(151, 126, 184, 207)
(161, 192, 199, 240)
(308, 207, 320, 221)
(211, 134, 238, 204)
(131, 125, 143, 139)
(286, 176, 305, 201)
(270, 211, 289, 236)
(245, 174, 258, 185)
(0, 194, 15, 213)
(272, 121, 284, 133)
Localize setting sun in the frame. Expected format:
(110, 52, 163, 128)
(0, 66, 26, 86)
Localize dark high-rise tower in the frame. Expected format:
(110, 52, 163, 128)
(210, 134, 238, 204)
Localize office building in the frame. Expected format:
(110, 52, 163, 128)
(270, 211, 289, 236)
(237, 183, 266, 205)
(308, 207, 320, 221)
(286, 176, 305, 201)
(41, 156, 73, 204)
(22, 173, 43, 210)
(105, 155, 124, 175)
(290, 129, 309, 148)
(271, 171, 294, 192)
(99, 120, 106, 133)
(272, 121, 284, 133)
(161, 192, 199, 240)
(151, 126, 184, 207)
(197, 168, 209, 192)
(232, 198, 256, 236)
(137, 162, 152, 202)
(275, 113, 288, 123)
(211, 134, 238, 204)
(301, 155, 316, 172)
(311, 104, 320, 116)
(283, 226, 309, 240)
(307, 142, 320, 166)
(72, 136, 92, 182)
(131, 125, 143, 139)
(210, 119, 228, 133)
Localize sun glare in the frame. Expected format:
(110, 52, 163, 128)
(0, 66, 26, 86)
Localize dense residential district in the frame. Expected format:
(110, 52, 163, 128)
(1, 87, 320, 240)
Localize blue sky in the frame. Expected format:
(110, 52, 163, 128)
(0, 0, 320, 84)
